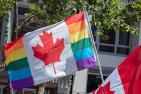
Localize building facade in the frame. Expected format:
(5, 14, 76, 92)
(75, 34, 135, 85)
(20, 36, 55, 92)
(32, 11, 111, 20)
(0, 0, 141, 94)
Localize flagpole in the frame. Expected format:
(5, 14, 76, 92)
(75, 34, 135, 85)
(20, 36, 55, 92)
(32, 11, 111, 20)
(84, 11, 104, 83)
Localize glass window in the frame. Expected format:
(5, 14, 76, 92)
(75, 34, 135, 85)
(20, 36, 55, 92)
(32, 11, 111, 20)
(100, 30, 115, 44)
(119, 32, 130, 46)
(117, 47, 129, 55)
(99, 45, 114, 53)
(45, 88, 57, 94)
(28, 0, 39, 3)
(87, 74, 107, 93)
(0, 21, 2, 30)
(91, 24, 97, 41)
(24, 91, 34, 94)
(3, 86, 11, 94)
(17, 0, 25, 1)
(23, 89, 36, 94)
(0, 85, 5, 94)
(18, 7, 29, 15)
(0, 21, 2, 41)
(0, 88, 2, 94)
(93, 26, 130, 55)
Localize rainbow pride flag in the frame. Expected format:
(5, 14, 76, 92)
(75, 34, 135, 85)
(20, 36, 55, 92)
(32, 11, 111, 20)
(5, 36, 34, 89)
(4, 12, 96, 89)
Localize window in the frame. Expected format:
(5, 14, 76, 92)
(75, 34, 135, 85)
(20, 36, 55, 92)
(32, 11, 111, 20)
(45, 88, 57, 94)
(28, 0, 39, 3)
(18, 7, 29, 15)
(87, 66, 114, 93)
(22, 88, 36, 94)
(94, 29, 130, 55)
(87, 74, 108, 93)
(0, 84, 6, 94)
(2, 86, 10, 94)
(0, 88, 2, 94)
(0, 21, 2, 42)
(0, 21, 2, 30)
(100, 30, 116, 44)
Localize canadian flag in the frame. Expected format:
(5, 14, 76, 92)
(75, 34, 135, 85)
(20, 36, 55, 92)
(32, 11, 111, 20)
(92, 45, 141, 94)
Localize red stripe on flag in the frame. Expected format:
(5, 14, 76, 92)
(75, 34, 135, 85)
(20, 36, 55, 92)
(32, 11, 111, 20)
(4, 35, 24, 50)
(65, 12, 84, 25)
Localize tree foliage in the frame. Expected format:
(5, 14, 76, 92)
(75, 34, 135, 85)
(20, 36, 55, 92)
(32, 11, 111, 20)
(0, 0, 141, 35)
(26, 0, 141, 35)
(0, 0, 14, 21)
(25, 0, 78, 26)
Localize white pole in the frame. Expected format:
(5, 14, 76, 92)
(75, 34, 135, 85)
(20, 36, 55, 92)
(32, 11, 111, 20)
(84, 11, 104, 83)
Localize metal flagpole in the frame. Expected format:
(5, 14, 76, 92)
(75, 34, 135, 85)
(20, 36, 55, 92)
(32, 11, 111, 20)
(84, 11, 104, 83)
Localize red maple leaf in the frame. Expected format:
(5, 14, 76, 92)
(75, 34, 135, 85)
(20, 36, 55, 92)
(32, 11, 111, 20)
(32, 32, 65, 66)
(96, 82, 115, 94)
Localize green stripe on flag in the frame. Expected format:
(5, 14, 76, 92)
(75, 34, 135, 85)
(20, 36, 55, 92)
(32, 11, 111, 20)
(71, 38, 91, 52)
(7, 57, 29, 71)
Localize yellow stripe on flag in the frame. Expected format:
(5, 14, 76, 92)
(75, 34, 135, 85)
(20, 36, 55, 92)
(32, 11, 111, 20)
(5, 48, 26, 65)
(69, 29, 89, 43)
(67, 20, 86, 34)
(5, 39, 24, 58)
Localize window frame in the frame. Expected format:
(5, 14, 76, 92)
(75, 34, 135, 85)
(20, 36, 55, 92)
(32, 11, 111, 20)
(95, 31, 131, 56)
(22, 88, 36, 94)
(0, 84, 6, 94)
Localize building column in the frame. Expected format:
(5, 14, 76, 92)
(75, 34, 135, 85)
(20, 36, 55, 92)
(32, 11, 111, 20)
(0, 19, 6, 50)
(72, 69, 88, 94)
(7, 8, 14, 43)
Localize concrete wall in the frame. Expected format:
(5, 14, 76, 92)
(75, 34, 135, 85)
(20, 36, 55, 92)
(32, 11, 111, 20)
(130, 34, 139, 51)
(72, 69, 88, 94)
(97, 54, 126, 67)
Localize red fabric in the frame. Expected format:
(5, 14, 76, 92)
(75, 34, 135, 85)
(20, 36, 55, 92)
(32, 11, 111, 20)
(94, 82, 114, 94)
(32, 32, 65, 66)
(4, 35, 24, 50)
(65, 12, 84, 25)
(118, 45, 141, 94)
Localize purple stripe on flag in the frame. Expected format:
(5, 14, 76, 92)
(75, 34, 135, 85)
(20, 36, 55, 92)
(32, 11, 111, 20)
(76, 56, 96, 70)
(10, 77, 34, 89)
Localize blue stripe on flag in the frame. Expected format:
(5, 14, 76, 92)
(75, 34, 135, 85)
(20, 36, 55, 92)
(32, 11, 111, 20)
(73, 47, 94, 62)
(8, 67, 32, 81)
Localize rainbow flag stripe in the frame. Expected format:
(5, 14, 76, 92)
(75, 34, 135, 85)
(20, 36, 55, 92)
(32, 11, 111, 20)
(5, 36, 34, 89)
(65, 12, 95, 70)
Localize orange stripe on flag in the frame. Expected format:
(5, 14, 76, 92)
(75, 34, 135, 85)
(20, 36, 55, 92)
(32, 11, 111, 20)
(4, 35, 24, 58)
(67, 20, 86, 34)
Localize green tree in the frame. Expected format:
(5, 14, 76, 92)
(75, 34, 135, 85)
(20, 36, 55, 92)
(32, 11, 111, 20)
(0, 0, 141, 36)
(25, 0, 141, 36)
(0, 0, 14, 21)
